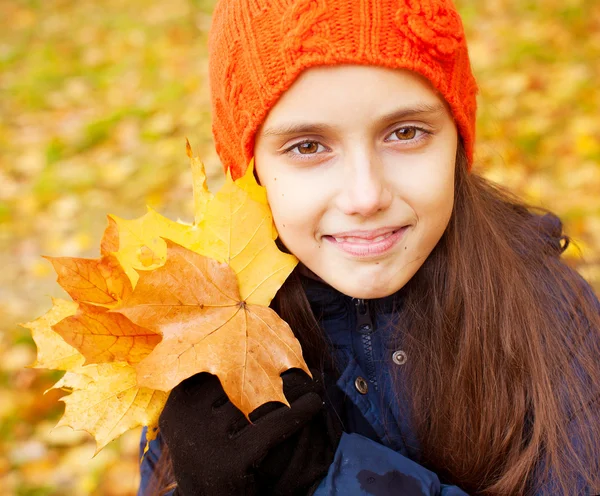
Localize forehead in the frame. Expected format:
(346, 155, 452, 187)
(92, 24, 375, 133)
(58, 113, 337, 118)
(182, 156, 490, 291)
(257, 65, 451, 137)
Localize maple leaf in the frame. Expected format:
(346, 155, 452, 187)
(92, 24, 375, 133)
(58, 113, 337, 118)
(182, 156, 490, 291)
(44, 253, 132, 307)
(193, 164, 296, 305)
(100, 215, 120, 255)
(43, 222, 162, 366)
(52, 302, 161, 365)
(24, 299, 166, 452)
(26, 142, 303, 452)
(230, 158, 278, 240)
(186, 138, 213, 225)
(116, 239, 307, 417)
(109, 207, 201, 286)
(43, 220, 131, 308)
(29, 304, 166, 453)
(21, 298, 85, 370)
(234, 158, 269, 207)
(49, 362, 168, 454)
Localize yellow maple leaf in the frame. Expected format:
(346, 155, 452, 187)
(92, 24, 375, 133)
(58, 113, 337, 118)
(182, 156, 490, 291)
(235, 158, 269, 206)
(110, 207, 201, 286)
(50, 362, 168, 454)
(186, 138, 214, 225)
(193, 167, 296, 305)
(109, 144, 212, 285)
(26, 142, 302, 452)
(21, 298, 85, 371)
(233, 158, 278, 240)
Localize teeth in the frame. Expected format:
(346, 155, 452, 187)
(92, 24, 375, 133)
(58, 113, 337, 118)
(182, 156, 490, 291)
(372, 234, 390, 242)
(333, 231, 396, 243)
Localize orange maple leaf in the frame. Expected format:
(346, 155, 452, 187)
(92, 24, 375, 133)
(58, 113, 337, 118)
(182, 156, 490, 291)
(44, 254, 132, 307)
(116, 239, 308, 418)
(53, 302, 161, 365)
(100, 215, 120, 255)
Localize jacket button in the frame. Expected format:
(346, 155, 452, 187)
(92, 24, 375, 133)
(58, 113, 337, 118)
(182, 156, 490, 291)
(354, 376, 369, 394)
(392, 350, 408, 365)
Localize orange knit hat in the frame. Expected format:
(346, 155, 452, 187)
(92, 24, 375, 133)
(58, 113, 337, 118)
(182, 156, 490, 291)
(208, 0, 479, 180)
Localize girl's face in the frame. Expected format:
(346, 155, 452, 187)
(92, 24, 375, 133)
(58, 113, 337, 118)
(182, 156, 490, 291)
(254, 65, 458, 299)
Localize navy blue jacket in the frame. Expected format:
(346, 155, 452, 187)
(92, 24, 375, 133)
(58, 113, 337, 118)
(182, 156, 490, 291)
(138, 273, 598, 495)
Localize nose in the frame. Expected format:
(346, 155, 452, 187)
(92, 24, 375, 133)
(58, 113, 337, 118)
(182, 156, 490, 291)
(336, 151, 393, 217)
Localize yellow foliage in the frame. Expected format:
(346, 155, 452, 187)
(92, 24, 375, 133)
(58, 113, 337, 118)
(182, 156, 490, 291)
(25, 144, 301, 454)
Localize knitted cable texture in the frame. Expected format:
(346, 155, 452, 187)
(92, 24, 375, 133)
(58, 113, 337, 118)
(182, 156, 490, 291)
(208, 0, 479, 179)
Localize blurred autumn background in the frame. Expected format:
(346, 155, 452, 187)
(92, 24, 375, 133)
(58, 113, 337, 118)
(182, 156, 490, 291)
(1, 0, 599, 494)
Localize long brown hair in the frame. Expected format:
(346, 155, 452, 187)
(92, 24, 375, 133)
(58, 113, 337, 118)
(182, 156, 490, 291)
(397, 144, 600, 494)
(146, 142, 600, 495)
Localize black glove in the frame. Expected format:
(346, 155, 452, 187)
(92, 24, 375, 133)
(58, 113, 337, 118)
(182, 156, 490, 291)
(254, 368, 343, 495)
(158, 368, 341, 496)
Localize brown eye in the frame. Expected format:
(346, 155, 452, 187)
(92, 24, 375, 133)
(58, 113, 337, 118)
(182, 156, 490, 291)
(297, 142, 319, 154)
(284, 140, 327, 159)
(394, 127, 417, 140)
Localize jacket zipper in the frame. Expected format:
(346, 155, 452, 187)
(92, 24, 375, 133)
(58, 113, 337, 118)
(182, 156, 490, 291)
(353, 298, 379, 392)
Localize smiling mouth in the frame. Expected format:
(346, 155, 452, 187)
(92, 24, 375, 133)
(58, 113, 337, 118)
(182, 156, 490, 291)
(322, 226, 409, 258)
(330, 230, 400, 244)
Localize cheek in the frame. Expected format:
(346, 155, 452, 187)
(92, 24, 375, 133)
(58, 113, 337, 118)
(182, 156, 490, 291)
(428, 173, 454, 225)
(399, 158, 454, 219)
(414, 179, 454, 226)
(389, 160, 454, 254)
(264, 178, 320, 243)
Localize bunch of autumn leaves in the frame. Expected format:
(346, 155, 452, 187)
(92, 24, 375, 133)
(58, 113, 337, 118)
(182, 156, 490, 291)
(23, 142, 309, 454)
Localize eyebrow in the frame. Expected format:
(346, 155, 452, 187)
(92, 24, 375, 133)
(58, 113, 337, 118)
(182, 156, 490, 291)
(259, 102, 446, 138)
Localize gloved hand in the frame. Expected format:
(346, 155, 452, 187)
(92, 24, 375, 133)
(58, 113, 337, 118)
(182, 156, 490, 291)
(158, 368, 342, 496)
(254, 368, 343, 495)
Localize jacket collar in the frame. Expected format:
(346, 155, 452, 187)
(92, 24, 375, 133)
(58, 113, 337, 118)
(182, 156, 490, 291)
(298, 264, 404, 320)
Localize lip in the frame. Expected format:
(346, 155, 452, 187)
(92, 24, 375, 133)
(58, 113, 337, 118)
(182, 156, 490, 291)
(327, 226, 401, 240)
(323, 226, 409, 258)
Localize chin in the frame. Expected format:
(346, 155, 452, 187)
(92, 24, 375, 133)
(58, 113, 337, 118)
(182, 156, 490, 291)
(325, 266, 415, 299)
(329, 280, 399, 299)
(353, 288, 397, 299)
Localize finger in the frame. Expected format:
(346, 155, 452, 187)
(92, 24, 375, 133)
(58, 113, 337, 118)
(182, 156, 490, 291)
(281, 368, 321, 403)
(179, 372, 215, 393)
(167, 373, 222, 406)
(242, 392, 324, 456)
(231, 397, 293, 437)
(248, 400, 282, 423)
(161, 373, 234, 426)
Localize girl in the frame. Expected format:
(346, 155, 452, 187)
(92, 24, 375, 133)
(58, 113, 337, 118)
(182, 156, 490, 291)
(139, 0, 600, 494)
